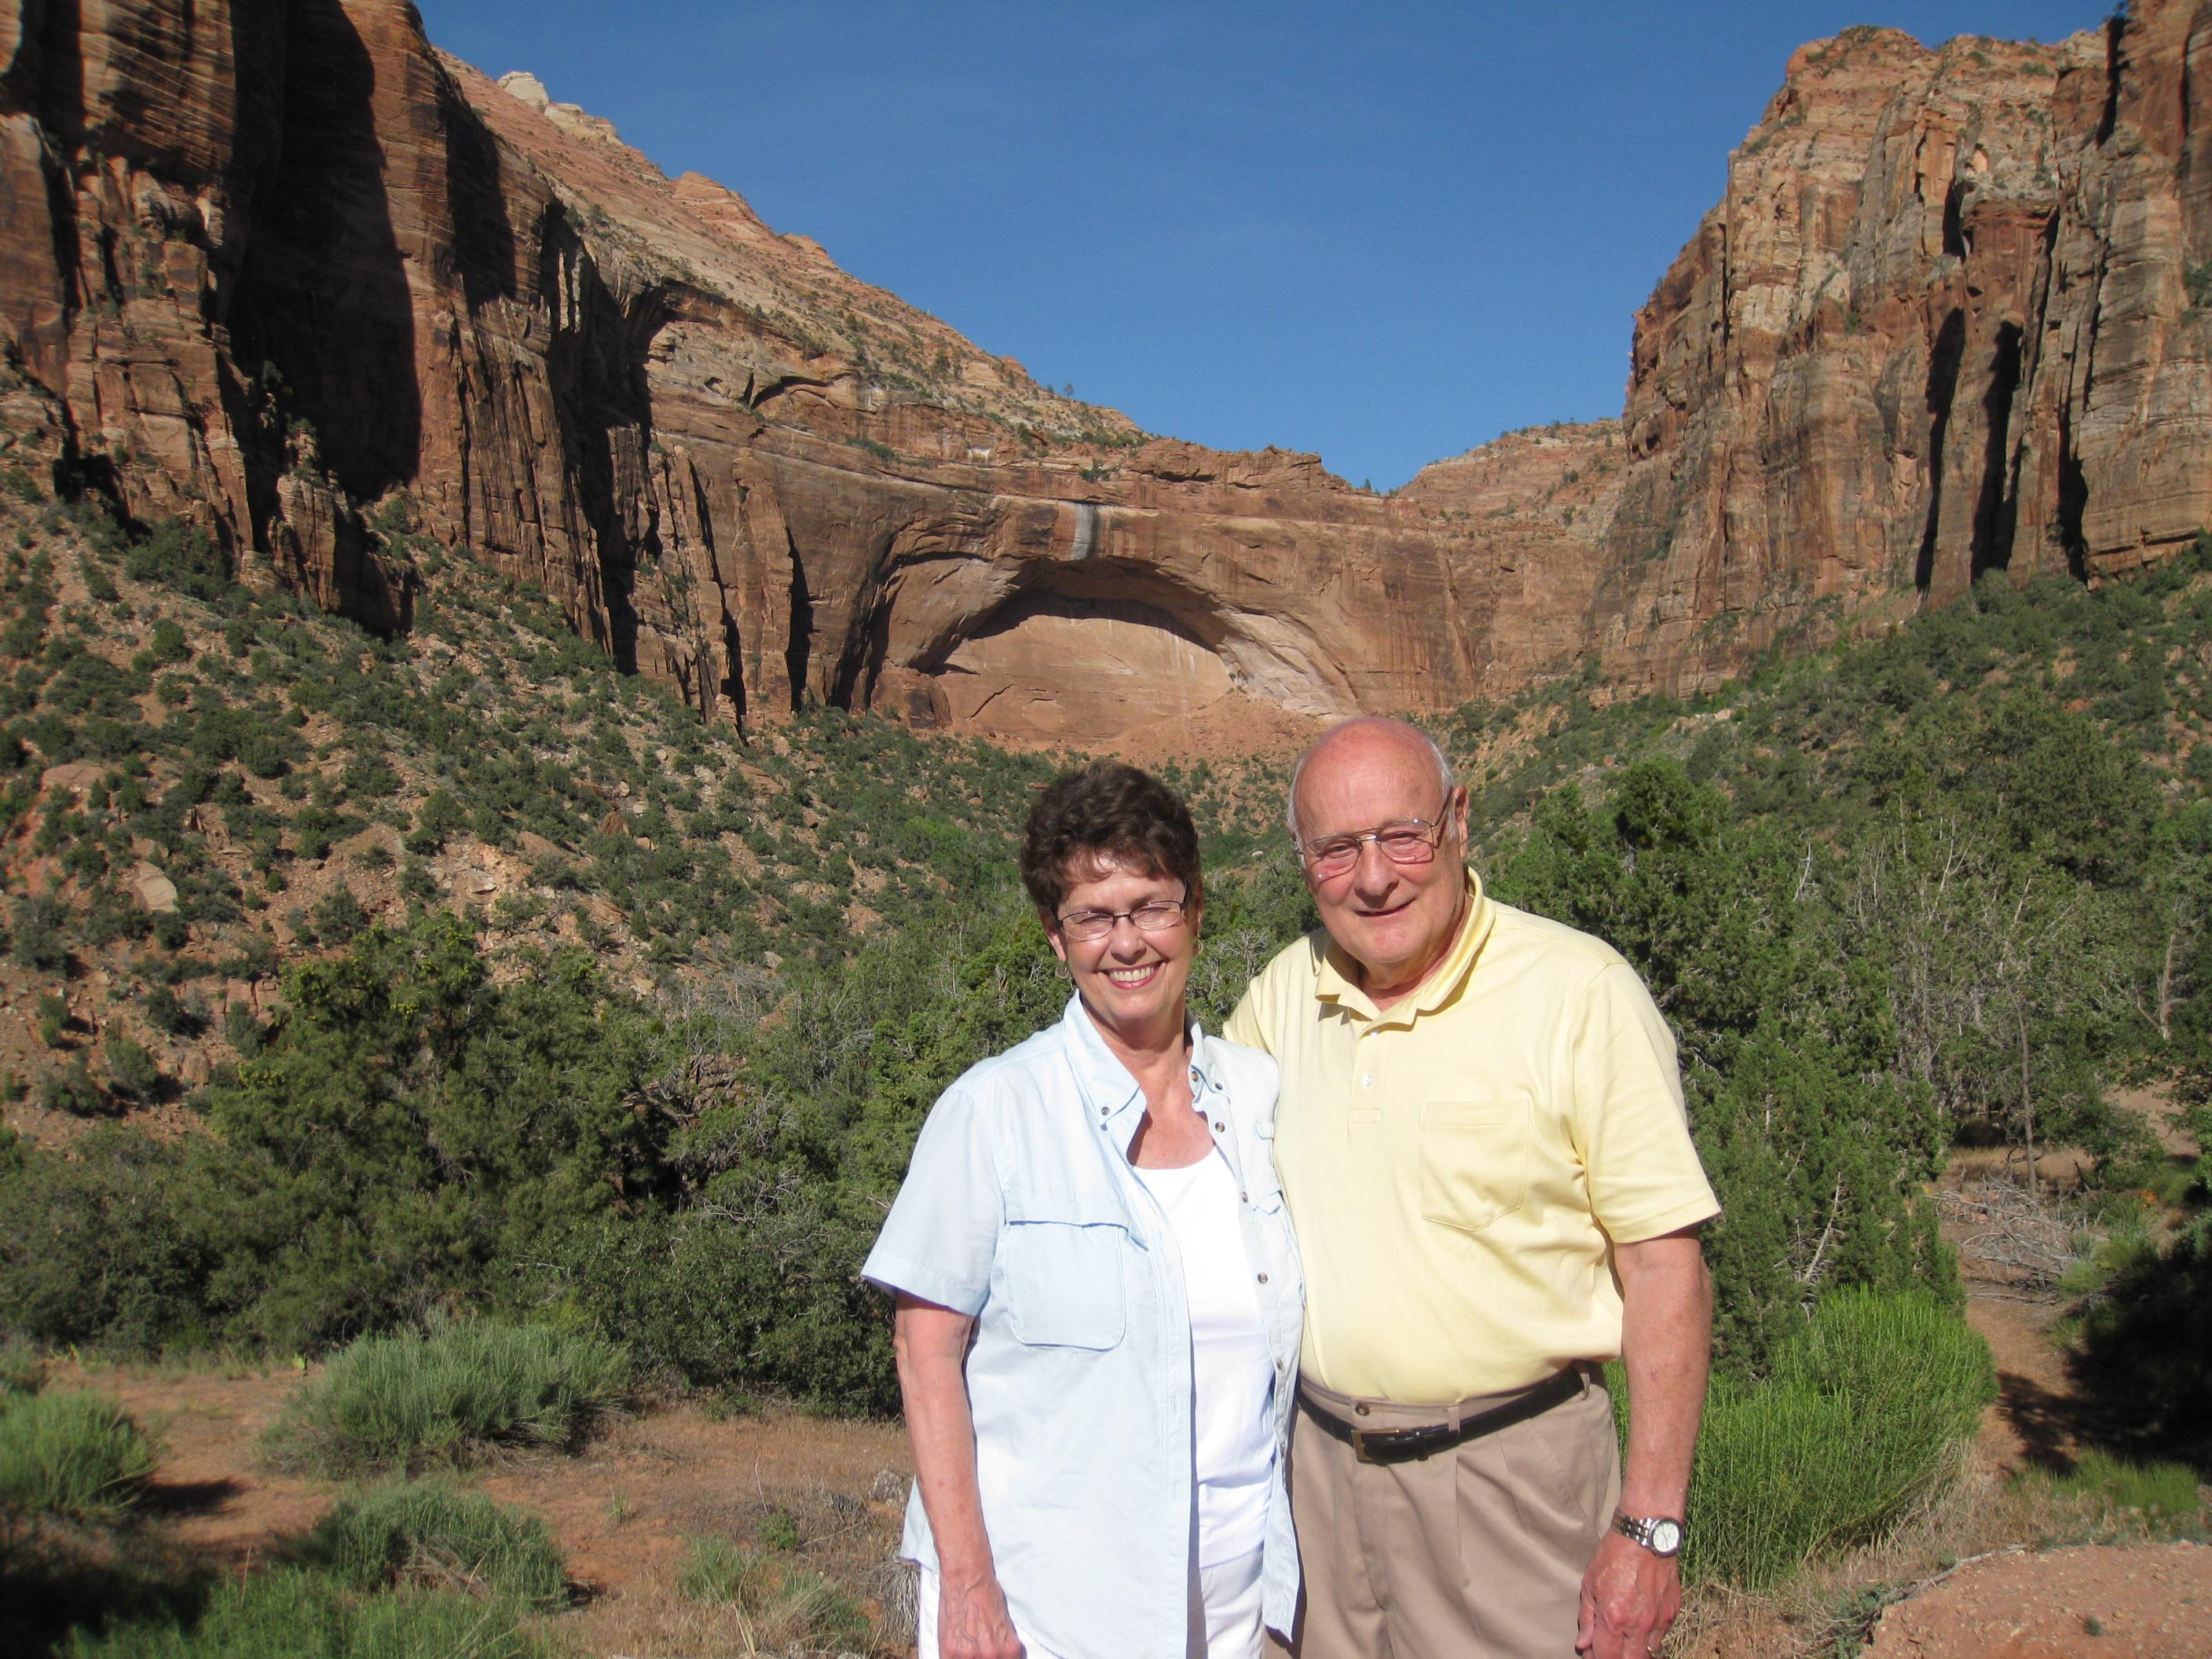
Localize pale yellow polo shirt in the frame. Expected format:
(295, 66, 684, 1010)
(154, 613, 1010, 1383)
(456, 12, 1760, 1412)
(1224, 870, 1718, 1402)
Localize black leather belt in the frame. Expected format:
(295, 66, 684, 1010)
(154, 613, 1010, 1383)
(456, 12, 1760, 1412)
(1298, 1364, 1588, 1465)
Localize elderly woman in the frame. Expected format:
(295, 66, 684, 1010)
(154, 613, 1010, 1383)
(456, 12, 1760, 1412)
(863, 762, 1302, 1659)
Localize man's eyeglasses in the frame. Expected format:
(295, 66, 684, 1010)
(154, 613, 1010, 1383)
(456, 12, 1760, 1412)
(1054, 890, 1192, 943)
(1300, 814, 1451, 878)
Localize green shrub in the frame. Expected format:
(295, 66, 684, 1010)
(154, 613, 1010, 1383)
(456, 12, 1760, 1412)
(757, 1508, 802, 1551)
(676, 1533, 774, 1606)
(0, 1125, 228, 1354)
(1686, 1290, 1994, 1588)
(38, 1060, 108, 1118)
(2069, 1214, 2212, 1467)
(63, 1569, 550, 1659)
(0, 1388, 160, 1525)
(290, 1481, 568, 1610)
(261, 1322, 628, 1476)
(11, 894, 70, 971)
(143, 984, 205, 1038)
(675, 1535, 868, 1646)
(0, 1335, 42, 1394)
(104, 1035, 160, 1101)
(2022, 1449, 2209, 1536)
(121, 522, 233, 606)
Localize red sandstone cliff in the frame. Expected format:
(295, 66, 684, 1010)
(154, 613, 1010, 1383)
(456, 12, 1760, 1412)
(1533, 5, 2212, 697)
(1, 2, 2207, 741)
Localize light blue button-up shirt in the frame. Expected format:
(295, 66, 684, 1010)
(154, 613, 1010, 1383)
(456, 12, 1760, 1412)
(863, 994, 1304, 1659)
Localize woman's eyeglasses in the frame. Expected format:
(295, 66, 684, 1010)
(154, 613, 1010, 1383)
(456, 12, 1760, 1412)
(1054, 892, 1192, 942)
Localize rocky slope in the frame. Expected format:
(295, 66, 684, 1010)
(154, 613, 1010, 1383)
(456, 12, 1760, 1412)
(2, 0, 2209, 742)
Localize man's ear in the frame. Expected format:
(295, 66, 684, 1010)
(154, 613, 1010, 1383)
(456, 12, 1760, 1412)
(1448, 784, 1471, 843)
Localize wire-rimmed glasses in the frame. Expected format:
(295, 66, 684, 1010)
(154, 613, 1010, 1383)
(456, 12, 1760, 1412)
(1299, 815, 1450, 878)
(1053, 890, 1192, 942)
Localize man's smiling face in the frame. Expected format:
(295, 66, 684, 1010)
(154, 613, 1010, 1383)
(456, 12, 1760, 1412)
(1292, 721, 1469, 1002)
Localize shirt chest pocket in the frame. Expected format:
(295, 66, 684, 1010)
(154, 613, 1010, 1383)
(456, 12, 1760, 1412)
(1419, 1097, 1530, 1235)
(1002, 1199, 1130, 1350)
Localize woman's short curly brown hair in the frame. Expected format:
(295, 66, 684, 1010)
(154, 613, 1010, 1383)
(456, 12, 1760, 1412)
(1020, 761, 1203, 918)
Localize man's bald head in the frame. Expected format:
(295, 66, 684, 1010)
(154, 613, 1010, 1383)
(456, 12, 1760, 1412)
(1285, 716, 1470, 1002)
(1287, 717, 1457, 845)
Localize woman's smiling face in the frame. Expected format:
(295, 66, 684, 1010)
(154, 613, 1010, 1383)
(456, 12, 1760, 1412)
(1045, 855, 1201, 1051)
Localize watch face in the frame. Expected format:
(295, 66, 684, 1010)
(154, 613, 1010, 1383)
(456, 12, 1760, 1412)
(1650, 1520, 1683, 1555)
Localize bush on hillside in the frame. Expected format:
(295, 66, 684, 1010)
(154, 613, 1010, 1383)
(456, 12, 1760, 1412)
(290, 1481, 569, 1610)
(0, 1389, 159, 1525)
(261, 1323, 628, 1477)
(61, 1569, 550, 1659)
(1686, 1289, 1994, 1588)
(2069, 1214, 2212, 1470)
(1492, 763, 1959, 1375)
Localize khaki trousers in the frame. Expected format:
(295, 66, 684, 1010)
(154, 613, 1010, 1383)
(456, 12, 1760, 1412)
(1273, 1371, 1621, 1659)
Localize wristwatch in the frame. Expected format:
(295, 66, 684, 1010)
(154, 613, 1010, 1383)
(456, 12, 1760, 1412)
(1613, 1511, 1685, 1558)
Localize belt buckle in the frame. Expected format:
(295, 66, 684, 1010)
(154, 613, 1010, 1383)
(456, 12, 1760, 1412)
(1350, 1427, 1376, 1465)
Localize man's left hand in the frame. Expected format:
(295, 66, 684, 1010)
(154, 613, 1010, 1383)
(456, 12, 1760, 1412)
(1576, 1529, 1682, 1657)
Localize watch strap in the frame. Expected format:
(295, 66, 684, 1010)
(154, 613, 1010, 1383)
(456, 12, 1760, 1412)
(1612, 1511, 1685, 1557)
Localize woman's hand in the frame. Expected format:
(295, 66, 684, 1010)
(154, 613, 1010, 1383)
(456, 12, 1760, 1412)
(895, 1294, 1024, 1659)
(939, 1569, 1025, 1659)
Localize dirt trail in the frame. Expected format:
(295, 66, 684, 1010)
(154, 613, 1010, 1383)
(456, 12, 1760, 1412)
(1862, 1542, 2212, 1657)
(1855, 1165, 2212, 1659)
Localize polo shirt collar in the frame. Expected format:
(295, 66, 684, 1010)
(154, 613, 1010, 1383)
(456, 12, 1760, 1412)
(1313, 866, 1495, 1025)
(1060, 993, 1217, 1128)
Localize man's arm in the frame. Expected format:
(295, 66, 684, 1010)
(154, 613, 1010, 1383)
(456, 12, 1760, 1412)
(894, 1292, 1025, 1659)
(1576, 1226, 1712, 1659)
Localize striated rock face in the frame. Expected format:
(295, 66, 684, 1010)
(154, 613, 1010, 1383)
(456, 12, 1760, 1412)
(0, 0, 1550, 741)
(1564, 2, 2212, 695)
(3, 0, 2211, 742)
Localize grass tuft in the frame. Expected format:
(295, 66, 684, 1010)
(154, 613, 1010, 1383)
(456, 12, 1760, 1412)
(260, 1322, 628, 1477)
(290, 1480, 569, 1610)
(0, 1388, 160, 1525)
(60, 1568, 551, 1658)
(0, 1335, 43, 1396)
(2020, 1448, 2210, 1538)
(676, 1534, 870, 1648)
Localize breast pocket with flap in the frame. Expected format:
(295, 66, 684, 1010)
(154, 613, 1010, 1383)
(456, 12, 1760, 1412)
(1419, 1097, 1530, 1235)
(1002, 1207, 1129, 1350)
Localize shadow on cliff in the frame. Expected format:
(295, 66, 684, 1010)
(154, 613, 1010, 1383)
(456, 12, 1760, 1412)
(538, 206, 668, 677)
(1915, 308, 1966, 594)
(226, 0, 420, 526)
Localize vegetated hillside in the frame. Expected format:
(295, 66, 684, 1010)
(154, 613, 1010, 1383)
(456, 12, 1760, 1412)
(0, 473, 1070, 1129)
(1448, 548, 2212, 1455)
(2, 467, 2207, 1437)
(0, 477, 1308, 1409)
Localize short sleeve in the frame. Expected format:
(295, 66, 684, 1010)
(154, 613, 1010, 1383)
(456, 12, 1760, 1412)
(1222, 984, 1269, 1053)
(1569, 963, 1720, 1243)
(861, 1085, 1005, 1315)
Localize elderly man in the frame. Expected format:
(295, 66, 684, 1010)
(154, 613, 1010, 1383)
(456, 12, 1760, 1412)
(1225, 716, 1717, 1659)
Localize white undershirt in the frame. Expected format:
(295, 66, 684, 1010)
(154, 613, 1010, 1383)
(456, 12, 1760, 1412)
(1134, 1146, 1275, 1567)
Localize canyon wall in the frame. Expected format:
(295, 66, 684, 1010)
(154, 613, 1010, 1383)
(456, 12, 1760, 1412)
(1546, 4, 2212, 696)
(2, 0, 2210, 740)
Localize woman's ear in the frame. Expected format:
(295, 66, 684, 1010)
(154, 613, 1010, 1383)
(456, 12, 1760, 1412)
(1041, 910, 1068, 966)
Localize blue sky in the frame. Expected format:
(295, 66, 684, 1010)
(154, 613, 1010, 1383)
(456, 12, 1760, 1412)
(416, 2, 2104, 490)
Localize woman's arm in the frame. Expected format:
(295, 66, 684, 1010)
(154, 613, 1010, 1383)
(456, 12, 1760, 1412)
(894, 1291, 1025, 1659)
